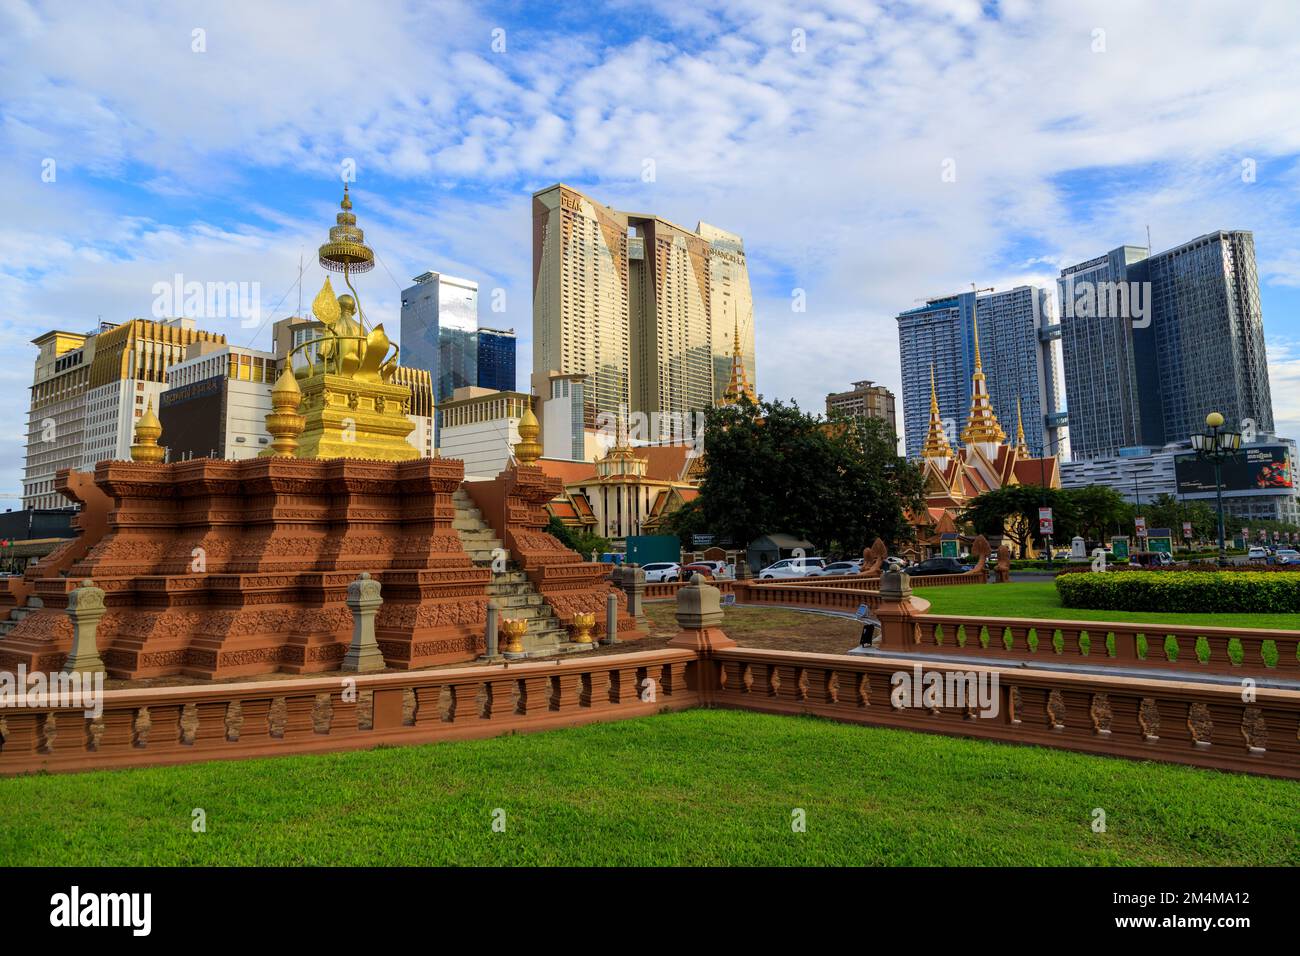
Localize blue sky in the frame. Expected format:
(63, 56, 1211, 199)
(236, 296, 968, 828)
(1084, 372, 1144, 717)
(3, 0, 1300, 505)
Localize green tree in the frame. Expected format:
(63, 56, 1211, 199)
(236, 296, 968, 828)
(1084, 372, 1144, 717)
(694, 398, 924, 565)
(959, 485, 1068, 558)
(1061, 485, 1129, 544)
(546, 515, 612, 560)
(662, 498, 707, 548)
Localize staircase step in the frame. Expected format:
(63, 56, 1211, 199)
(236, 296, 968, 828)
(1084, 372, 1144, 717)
(492, 593, 543, 609)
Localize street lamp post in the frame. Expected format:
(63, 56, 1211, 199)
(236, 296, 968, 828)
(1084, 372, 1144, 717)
(1190, 411, 1242, 567)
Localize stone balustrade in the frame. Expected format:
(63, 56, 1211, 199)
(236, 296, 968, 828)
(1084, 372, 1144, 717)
(0, 648, 699, 776)
(707, 646, 1300, 780)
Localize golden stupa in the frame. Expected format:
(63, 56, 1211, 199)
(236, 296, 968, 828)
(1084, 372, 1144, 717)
(266, 185, 419, 461)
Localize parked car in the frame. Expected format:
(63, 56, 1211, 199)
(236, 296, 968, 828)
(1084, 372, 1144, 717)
(686, 560, 730, 578)
(1274, 549, 1300, 565)
(758, 556, 827, 579)
(1247, 546, 1269, 562)
(903, 557, 971, 576)
(811, 561, 862, 576)
(883, 556, 909, 572)
(682, 562, 720, 579)
(641, 562, 681, 583)
(1132, 550, 1175, 568)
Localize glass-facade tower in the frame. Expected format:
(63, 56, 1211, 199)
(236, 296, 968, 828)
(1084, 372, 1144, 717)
(897, 286, 1062, 459)
(400, 271, 478, 402)
(476, 327, 516, 392)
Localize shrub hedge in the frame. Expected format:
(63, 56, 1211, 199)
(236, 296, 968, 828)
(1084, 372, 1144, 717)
(1055, 571, 1300, 614)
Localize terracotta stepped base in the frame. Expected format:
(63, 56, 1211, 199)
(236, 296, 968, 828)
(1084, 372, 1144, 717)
(0, 456, 493, 680)
(464, 463, 644, 643)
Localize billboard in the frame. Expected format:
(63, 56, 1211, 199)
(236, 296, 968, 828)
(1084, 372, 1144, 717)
(158, 375, 226, 460)
(1174, 445, 1293, 495)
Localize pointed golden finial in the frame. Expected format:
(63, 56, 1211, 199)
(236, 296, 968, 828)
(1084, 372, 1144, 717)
(514, 401, 542, 465)
(262, 367, 305, 457)
(130, 398, 166, 463)
(720, 316, 755, 405)
(1014, 397, 1029, 455)
(960, 314, 1006, 447)
(921, 364, 952, 460)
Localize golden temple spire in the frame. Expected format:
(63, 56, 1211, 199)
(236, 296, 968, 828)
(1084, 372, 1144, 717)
(130, 398, 165, 463)
(720, 316, 755, 405)
(1014, 397, 1029, 456)
(514, 402, 542, 465)
(920, 364, 952, 461)
(262, 368, 305, 457)
(960, 310, 1006, 448)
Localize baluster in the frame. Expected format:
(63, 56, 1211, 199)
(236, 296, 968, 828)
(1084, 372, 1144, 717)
(610, 665, 641, 704)
(551, 673, 581, 713)
(410, 685, 442, 727)
(448, 680, 484, 721)
(281, 694, 318, 739)
(518, 675, 551, 716)
(239, 698, 273, 738)
(485, 676, 519, 721)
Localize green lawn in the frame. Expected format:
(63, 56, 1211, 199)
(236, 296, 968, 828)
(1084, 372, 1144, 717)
(1, 709, 1296, 866)
(917, 581, 1300, 631)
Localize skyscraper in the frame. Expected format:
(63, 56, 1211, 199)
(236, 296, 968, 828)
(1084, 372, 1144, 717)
(896, 286, 1061, 460)
(1059, 230, 1274, 459)
(826, 380, 897, 433)
(1147, 230, 1273, 443)
(532, 183, 755, 425)
(400, 271, 478, 402)
(476, 326, 516, 392)
(1056, 245, 1157, 459)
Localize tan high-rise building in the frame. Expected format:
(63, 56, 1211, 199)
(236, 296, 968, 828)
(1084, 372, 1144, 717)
(533, 185, 631, 423)
(697, 222, 755, 405)
(532, 184, 755, 428)
(23, 329, 97, 509)
(826, 380, 897, 434)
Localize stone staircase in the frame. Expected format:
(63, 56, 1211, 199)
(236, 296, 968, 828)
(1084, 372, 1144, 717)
(451, 488, 585, 657)
(0, 595, 41, 638)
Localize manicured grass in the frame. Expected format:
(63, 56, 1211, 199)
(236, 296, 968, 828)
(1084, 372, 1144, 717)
(0, 709, 1296, 866)
(917, 581, 1300, 631)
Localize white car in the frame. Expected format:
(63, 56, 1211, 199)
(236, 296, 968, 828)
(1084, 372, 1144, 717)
(1274, 549, 1300, 565)
(758, 557, 827, 579)
(641, 562, 681, 583)
(811, 561, 862, 576)
(1248, 546, 1268, 561)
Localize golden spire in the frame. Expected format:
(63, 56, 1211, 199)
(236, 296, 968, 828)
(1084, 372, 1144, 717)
(130, 398, 165, 463)
(720, 316, 755, 405)
(262, 367, 305, 457)
(1014, 397, 1029, 456)
(960, 310, 1006, 447)
(514, 402, 542, 465)
(920, 364, 952, 460)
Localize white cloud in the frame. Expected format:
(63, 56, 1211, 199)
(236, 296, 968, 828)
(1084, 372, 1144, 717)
(4, 0, 1300, 502)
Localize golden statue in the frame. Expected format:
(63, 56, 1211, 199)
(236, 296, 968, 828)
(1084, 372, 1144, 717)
(273, 186, 419, 461)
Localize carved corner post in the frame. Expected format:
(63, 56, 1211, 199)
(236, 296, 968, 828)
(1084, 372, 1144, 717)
(343, 572, 386, 672)
(617, 562, 647, 628)
(481, 599, 501, 661)
(604, 592, 618, 645)
(63, 578, 107, 674)
(875, 570, 926, 650)
(668, 573, 736, 700)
